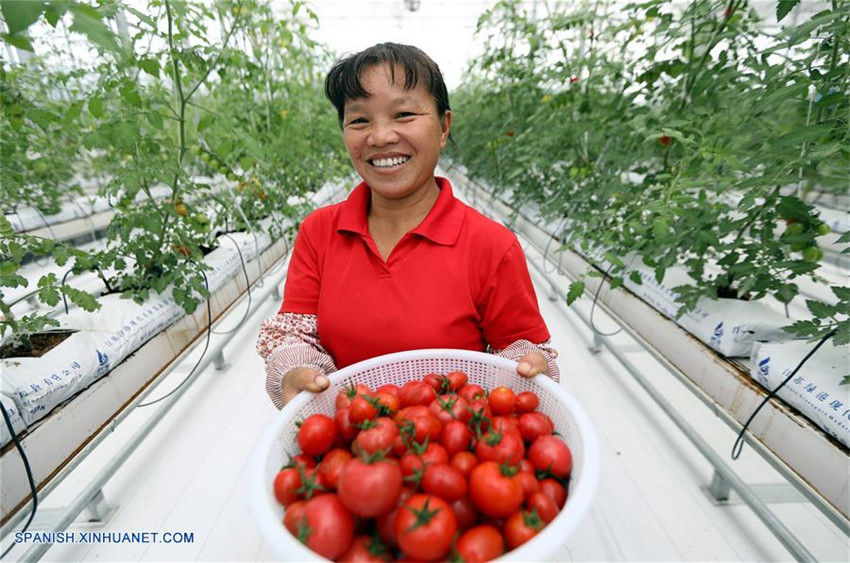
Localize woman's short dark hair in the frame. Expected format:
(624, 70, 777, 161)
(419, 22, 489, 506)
(324, 42, 451, 127)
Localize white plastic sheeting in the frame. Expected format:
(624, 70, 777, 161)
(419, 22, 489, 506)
(750, 340, 850, 448)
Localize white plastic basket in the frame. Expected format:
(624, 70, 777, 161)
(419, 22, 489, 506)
(250, 349, 600, 561)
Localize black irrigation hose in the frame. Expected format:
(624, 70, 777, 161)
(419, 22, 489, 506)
(541, 215, 569, 276)
(211, 234, 252, 335)
(0, 402, 38, 560)
(589, 263, 623, 338)
(731, 328, 838, 460)
(136, 270, 212, 408)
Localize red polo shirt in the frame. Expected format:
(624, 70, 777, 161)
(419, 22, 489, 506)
(280, 177, 550, 369)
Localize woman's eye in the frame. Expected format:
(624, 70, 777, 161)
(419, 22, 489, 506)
(347, 118, 366, 126)
(396, 112, 416, 119)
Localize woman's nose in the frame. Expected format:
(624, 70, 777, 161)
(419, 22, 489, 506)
(368, 120, 400, 146)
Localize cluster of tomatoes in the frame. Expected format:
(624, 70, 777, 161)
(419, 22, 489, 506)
(273, 371, 572, 562)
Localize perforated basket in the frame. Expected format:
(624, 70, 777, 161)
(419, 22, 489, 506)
(250, 349, 600, 561)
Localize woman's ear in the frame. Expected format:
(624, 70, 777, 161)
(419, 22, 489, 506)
(440, 110, 453, 149)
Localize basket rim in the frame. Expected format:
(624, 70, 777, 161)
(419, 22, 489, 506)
(249, 348, 600, 561)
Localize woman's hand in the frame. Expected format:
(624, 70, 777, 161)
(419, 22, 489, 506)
(516, 351, 548, 378)
(281, 366, 330, 406)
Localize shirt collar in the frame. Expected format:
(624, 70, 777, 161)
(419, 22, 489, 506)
(337, 176, 465, 246)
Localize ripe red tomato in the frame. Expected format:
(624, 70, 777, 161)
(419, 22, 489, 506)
(336, 383, 371, 410)
(375, 486, 413, 548)
(335, 407, 359, 443)
(375, 391, 400, 415)
(457, 383, 486, 403)
(518, 470, 541, 501)
(273, 467, 301, 507)
(354, 417, 398, 456)
(518, 412, 554, 443)
(528, 436, 573, 478)
(399, 413, 442, 445)
(283, 499, 306, 534)
(423, 372, 448, 393)
(317, 448, 353, 491)
(290, 454, 317, 470)
(422, 463, 468, 503)
(515, 391, 539, 413)
(297, 414, 337, 457)
(469, 461, 523, 519)
(297, 494, 355, 560)
(349, 394, 379, 425)
(375, 383, 400, 396)
(395, 494, 457, 562)
(338, 534, 391, 562)
(338, 457, 403, 517)
(454, 525, 504, 563)
(474, 428, 525, 466)
(504, 508, 545, 549)
(452, 496, 479, 531)
(441, 419, 472, 457)
(466, 399, 492, 435)
(488, 387, 516, 416)
(539, 478, 567, 509)
(451, 451, 478, 478)
(400, 442, 449, 477)
(446, 371, 469, 391)
(399, 381, 437, 407)
(526, 491, 560, 523)
(428, 394, 470, 424)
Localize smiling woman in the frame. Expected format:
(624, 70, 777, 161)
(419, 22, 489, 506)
(256, 43, 560, 408)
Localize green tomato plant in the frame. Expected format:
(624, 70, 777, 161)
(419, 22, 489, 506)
(0, 0, 347, 351)
(450, 0, 849, 352)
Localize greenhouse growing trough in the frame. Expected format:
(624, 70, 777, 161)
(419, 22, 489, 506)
(0, 0, 848, 561)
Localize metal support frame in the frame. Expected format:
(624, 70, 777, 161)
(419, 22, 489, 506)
(452, 171, 836, 562)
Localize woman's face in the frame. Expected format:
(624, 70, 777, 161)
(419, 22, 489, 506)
(342, 63, 451, 204)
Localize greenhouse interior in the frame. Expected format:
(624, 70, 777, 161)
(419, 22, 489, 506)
(0, 0, 848, 561)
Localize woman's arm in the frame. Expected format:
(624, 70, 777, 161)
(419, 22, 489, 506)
(256, 312, 337, 409)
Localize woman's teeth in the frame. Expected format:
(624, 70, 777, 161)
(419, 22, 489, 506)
(372, 156, 410, 168)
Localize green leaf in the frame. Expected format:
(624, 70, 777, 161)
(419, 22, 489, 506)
(43, 2, 67, 27)
(833, 320, 849, 347)
(841, 376, 850, 386)
(0, 0, 45, 35)
(138, 57, 159, 77)
(603, 251, 624, 269)
(0, 32, 34, 51)
(806, 299, 837, 319)
(89, 95, 104, 118)
(65, 100, 83, 124)
(566, 281, 584, 305)
(777, 196, 811, 224)
(776, 0, 800, 22)
(61, 286, 99, 312)
(629, 270, 642, 285)
(831, 286, 850, 303)
(654, 265, 666, 284)
(123, 5, 154, 27)
(197, 113, 215, 132)
(70, 5, 121, 53)
(0, 274, 28, 288)
(37, 273, 60, 306)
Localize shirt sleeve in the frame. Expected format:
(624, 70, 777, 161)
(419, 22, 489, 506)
(279, 218, 322, 315)
(256, 312, 337, 409)
(479, 238, 551, 350)
(490, 339, 561, 382)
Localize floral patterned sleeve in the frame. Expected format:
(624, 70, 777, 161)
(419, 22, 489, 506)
(490, 339, 560, 382)
(256, 312, 337, 409)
